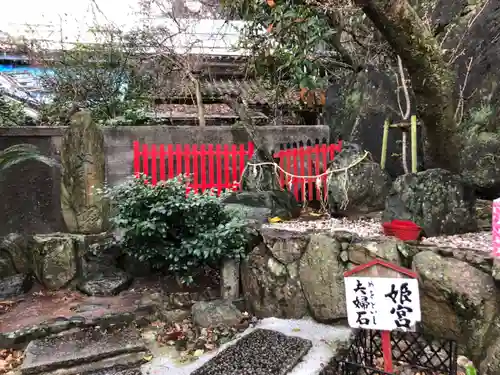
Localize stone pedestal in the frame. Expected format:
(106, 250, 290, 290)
(60, 111, 108, 234)
(221, 259, 240, 300)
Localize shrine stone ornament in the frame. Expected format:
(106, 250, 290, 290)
(60, 111, 108, 234)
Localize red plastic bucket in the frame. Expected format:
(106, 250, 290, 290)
(382, 220, 422, 241)
(382, 222, 394, 236)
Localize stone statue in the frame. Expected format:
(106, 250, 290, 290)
(60, 111, 108, 233)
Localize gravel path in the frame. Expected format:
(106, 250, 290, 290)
(190, 329, 312, 375)
(263, 217, 492, 253)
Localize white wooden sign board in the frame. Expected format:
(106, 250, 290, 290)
(344, 276, 421, 331)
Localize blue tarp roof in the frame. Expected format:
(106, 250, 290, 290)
(0, 54, 30, 61)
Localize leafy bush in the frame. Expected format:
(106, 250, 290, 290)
(101, 174, 249, 281)
(0, 96, 27, 127)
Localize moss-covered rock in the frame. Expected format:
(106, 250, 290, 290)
(30, 234, 78, 289)
(383, 168, 477, 236)
(241, 243, 308, 318)
(327, 142, 392, 215)
(299, 234, 346, 322)
(413, 251, 497, 365)
(460, 133, 500, 200)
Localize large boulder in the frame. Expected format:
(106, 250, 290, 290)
(475, 199, 492, 230)
(0, 273, 33, 299)
(79, 234, 122, 277)
(460, 133, 500, 200)
(77, 270, 132, 296)
(482, 336, 500, 375)
(241, 242, 308, 319)
(260, 227, 309, 264)
(0, 251, 16, 278)
(240, 148, 282, 192)
(413, 251, 498, 365)
(191, 300, 243, 328)
(30, 234, 78, 289)
(299, 234, 346, 322)
(347, 238, 402, 266)
(0, 233, 31, 275)
(383, 168, 477, 237)
(327, 143, 391, 216)
(223, 190, 301, 222)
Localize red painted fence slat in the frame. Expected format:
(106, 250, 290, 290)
(320, 144, 328, 199)
(175, 144, 182, 177)
(132, 141, 342, 202)
(142, 144, 149, 177)
(208, 144, 214, 193)
(215, 144, 222, 196)
(306, 148, 314, 202)
(184, 144, 191, 193)
(238, 144, 246, 192)
(167, 144, 174, 179)
(133, 141, 140, 178)
(200, 145, 207, 191)
(151, 144, 158, 186)
(159, 144, 166, 181)
(223, 144, 230, 191)
(192, 145, 199, 193)
(292, 148, 299, 200)
(231, 144, 238, 189)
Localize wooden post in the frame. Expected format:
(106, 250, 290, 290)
(380, 119, 390, 170)
(381, 330, 393, 373)
(410, 115, 418, 173)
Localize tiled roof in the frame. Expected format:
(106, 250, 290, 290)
(156, 78, 302, 106)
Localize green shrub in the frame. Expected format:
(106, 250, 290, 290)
(102, 174, 249, 281)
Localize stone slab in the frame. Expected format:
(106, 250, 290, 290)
(84, 368, 142, 375)
(190, 329, 312, 375)
(35, 352, 148, 375)
(21, 328, 147, 375)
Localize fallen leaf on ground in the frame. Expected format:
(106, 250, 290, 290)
(268, 217, 283, 223)
(193, 349, 204, 357)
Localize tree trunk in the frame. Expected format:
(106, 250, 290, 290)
(353, 0, 461, 172)
(191, 76, 206, 127)
(224, 96, 282, 191)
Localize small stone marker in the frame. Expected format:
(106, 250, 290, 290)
(343, 259, 421, 373)
(221, 259, 240, 300)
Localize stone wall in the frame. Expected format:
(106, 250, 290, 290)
(0, 125, 329, 235)
(241, 226, 500, 375)
(0, 231, 221, 348)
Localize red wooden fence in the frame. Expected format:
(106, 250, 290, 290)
(133, 140, 343, 201)
(273, 140, 343, 201)
(133, 141, 254, 194)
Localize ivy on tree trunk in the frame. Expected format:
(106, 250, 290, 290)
(352, 0, 461, 172)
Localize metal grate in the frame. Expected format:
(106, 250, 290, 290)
(334, 329, 458, 375)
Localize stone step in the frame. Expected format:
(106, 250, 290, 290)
(21, 328, 149, 375)
(35, 352, 147, 375)
(32, 352, 148, 375)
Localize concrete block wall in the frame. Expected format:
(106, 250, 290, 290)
(0, 125, 329, 235)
